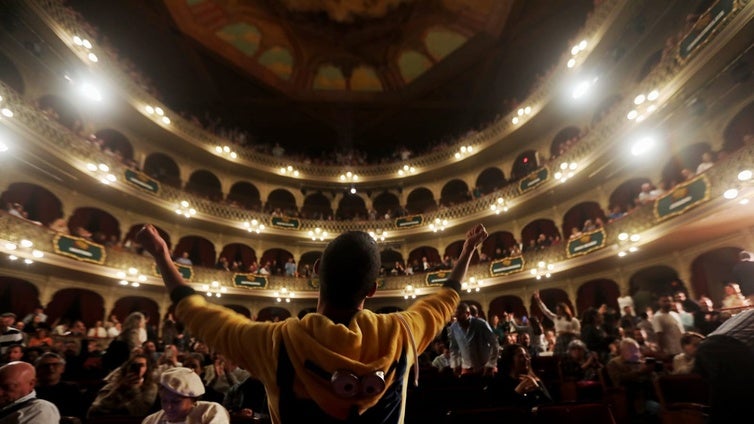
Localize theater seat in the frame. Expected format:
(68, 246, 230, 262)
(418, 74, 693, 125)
(532, 402, 617, 424)
(444, 406, 530, 424)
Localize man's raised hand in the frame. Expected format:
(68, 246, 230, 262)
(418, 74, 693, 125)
(135, 224, 168, 258)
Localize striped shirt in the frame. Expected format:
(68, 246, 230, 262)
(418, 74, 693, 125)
(0, 326, 24, 355)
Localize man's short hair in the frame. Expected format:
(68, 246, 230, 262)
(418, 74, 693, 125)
(318, 231, 380, 308)
(35, 351, 66, 366)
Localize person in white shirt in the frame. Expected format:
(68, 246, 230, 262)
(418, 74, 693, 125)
(695, 152, 714, 174)
(87, 321, 108, 338)
(651, 295, 685, 357)
(533, 290, 581, 356)
(142, 367, 229, 424)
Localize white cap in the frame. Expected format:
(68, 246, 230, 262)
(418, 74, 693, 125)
(159, 367, 205, 397)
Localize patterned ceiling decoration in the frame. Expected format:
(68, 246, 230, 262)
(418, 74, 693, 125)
(163, 0, 514, 96)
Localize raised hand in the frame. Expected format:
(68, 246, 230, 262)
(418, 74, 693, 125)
(463, 223, 488, 253)
(135, 224, 169, 258)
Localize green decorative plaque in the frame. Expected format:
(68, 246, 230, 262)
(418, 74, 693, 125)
(233, 273, 267, 289)
(395, 215, 423, 228)
(678, 0, 736, 61)
(155, 263, 193, 281)
(124, 169, 160, 194)
(518, 167, 549, 194)
(566, 228, 607, 258)
(271, 216, 300, 230)
(426, 271, 450, 286)
(53, 234, 106, 264)
(654, 175, 710, 222)
(489, 256, 525, 276)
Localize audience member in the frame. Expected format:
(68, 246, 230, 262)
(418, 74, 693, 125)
(489, 344, 552, 408)
(87, 354, 159, 419)
(0, 361, 60, 423)
(533, 291, 580, 356)
(142, 367, 230, 424)
(447, 302, 499, 377)
(34, 352, 85, 419)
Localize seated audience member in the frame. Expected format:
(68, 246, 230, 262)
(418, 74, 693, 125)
(87, 354, 159, 419)
(632, 328, 660, 358)
(0, 361, 60, 423)
(672, 332, 704, 375)
(721, 282, 750, 309)
(155, 344, 182, 377)
(223, 376, 269, 421)
(202, 354, 250, 403)
(431, 342, 451, 371)
(34, 352, 85, 419)
(695, 151, 715, 174)
(693, 308, 754, 423)
(693, 296, 723, 335)
(48, 218, 69, 234)
(87, 320, 108, 338)
(175, 252, 193, 266)
(606, 338, 660, 420)
(142, 367, 230, 424)
(489, 343, 552, 408)
(1, 344, 23, 366)
(560, 339, 601, 383)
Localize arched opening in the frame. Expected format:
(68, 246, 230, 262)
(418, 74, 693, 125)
(227, 182, 262, 211)
(110, 296, 159, 325)
(482, 230, 517, 259)
(185, 170, 223, 201)
(46, 288, 104, 327)
(37, 94, 81, 130)
(440, 179, 470, 207)
(95, 129, 134, 161)
(591, 94, 622, 126)
(68, 207, 121, 244)
(174, 235, 216, 268)
(265, 189, 297, 215)
(380, 249, 404, 271)
(301, 192, 332, 219)
(405, 187, 436, 214)
(444, 240, 479, 265)
(660, 142, 712, 187)
(636, 49, 663, 82)
(520, 219, 560, 251)
(529, 288, 574, 330)
(372, 192, 400, 217)
(475, 167, 506, 195)
(691, 247, 743, 304)
(628, 265, 684, 313)
(562, 201, 606, 238)
(0, 52, 25, 94)
(576, 279, 620, 316)
(298, 251, 322, 275)
(1, 182, 63, 226)
(0, 277, 39, 318)
(260, 248, 294, 275)
(257, 307, 291, 322)
(224, 304, 251, 319)
(336, 193, 367, 220)
(123, 224, 171, 251)
(722, 100, 754, 153)
(488, 295, 527, 321)
(407, 246, 441, 270)
(609, 177, 652, 213)
(550, 126, 582, 158)
(219, 243, 257, 270)
(143, 153, 181, 188)
(510, 150, 539, 181)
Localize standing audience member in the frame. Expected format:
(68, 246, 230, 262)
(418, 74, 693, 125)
(136, 222, 488, 422)
(447, 303, 499, 377)
(87, 354, 159, 419)
(0, 361, 60, 423)
(142, 367, 230, 424)
(606, 338, 660, 421)
(34, 352, 85, 419)
(652, 295, 685, 359)
(721, 282, 749, 309)
(533, 291, 580, 356)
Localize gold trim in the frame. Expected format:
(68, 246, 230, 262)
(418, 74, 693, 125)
(653, 174, 711, 222)
(52, 233, 107, 265)
(566, 228, 607, 258)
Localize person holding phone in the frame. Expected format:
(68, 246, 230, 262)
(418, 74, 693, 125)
(87, 354, 158, 419)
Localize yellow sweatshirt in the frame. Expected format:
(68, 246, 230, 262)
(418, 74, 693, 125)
(175, 287, 459, 423)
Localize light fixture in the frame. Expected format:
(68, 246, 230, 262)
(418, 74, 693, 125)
(1, 108, 13, 118)
(279, 165, 299, 177)
(3, 239, 43, 264)
(0, 141, 7, 153)
(554, 162, 578, 182)
(429, 218, 448, 232)
(175, 200, 197, 218)
(617, 232, 641, 257)
(308, 227, 329, 241)
(530, 261, 554, 280)
(722, 169, 754, 203)
(511, 106, 533, 124)
(627, 88, 661, 122)
(116, 268, 147, 287)
(145, 104, 170, 125)
(462, 277, 481, 293)
(215, 145, 238, 159)
(340, 171, 358, 182)
(202, 280, 228, 298)
(275, 287, 293, 303)
(567, 39, 588, 69)
(403, 284, 417, 299)
(490, 197, 509, 214)
(85, 162, 117, 185)
(630, 136, 655, 156)
(397, 164, 417, 176)
(368, 229, 387, 242)
(454, 145, 474, 159)
(243, 220, 265, 233)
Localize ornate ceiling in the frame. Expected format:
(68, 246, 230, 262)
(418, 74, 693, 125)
(164, 0, 513, 96)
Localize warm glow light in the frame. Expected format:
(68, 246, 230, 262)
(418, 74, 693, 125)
(738, 170, 752, 181)
(86, 163, 98, 171)
(20, 240, 32, 248)
(631, 137, 655, 156)
(1, 108, 13, 118)
(145, 105, 154, 114)
(647, 90, 660, 101)
(87, 53, 98, 62)
(634, 94, 646, 105)
(567, 58, 576, 68)
(723, 188, 739, 199)
(618, 232, 628, 241)
(512, 117, 520, 124)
